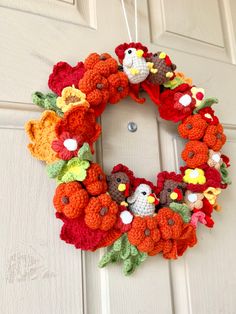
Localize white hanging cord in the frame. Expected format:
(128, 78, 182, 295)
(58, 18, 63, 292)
(134, 0, 138, 42)
(121, 0, 132, 42)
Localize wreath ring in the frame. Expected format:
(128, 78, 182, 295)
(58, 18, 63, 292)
(25, 42, 231, 275)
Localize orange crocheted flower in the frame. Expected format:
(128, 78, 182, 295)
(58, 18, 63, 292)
(108, 72, 129, 104)
(53, 182, 89, 219)
(178, 114, 208, 140)
(128, 216, 161, 253)
(84, 53, 118, 77)
(95, 229, 122, 249)
(156, 207, 183, 240)
(79, 70, 109, 116)
(203, 123, 226, 151)
(181, 140, 209, 168)
(55, 106, 101, 153)
(85, 193, 119, 231)
(83, 163, 108, 195)
(25, 110, 61, 163)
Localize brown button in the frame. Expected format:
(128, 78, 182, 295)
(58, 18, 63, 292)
(100, 207, 108, 216)
(216, 133, 222, 139)
(96, 83, 103, 90)
(117, 86, 123, 92)
(99, 55, 106, 60)
(98, 174, 103, 181)
(186, 123, 192, 130)
(62, 196, 69, 204)
(168, 218, 175, 226)
(188, 151, 194, 158)
(144, 228, 151, 236)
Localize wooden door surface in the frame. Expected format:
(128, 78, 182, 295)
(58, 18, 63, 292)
(0, 1, 235, 313)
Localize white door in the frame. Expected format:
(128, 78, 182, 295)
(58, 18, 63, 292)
(0, 1, 235, 313)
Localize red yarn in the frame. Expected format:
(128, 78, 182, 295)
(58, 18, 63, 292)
(115, 42, 150, 63)
(141, 80, 160, 105)
(48, 61, 85, 95)
(156, 171, 183, 194)
(111, 164, 135, 183)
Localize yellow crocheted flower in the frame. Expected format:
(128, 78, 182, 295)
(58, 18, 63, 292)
(191, 87, 205, 107)
(203, 187, 221, 205)
(175, 72, 193, 85)
(183, 168, 206, 184)
(56, 86, 89, 112)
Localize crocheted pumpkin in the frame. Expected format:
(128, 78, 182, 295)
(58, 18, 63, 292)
(83, 163, 107, 196)
(178, 114, 208, 140)
(85, 193, 119, 231)
(53, 182, 89, 219)
(203, 123, 226, 151)
(181, 141, 209, 168)
(108, 72, 129, 104)
(84, 53, 118, 77)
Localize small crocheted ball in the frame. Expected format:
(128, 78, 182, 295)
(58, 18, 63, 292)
(83, 163, 108, 196)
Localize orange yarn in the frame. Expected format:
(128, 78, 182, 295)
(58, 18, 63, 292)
(108, 72, 129, 104)
(181, 140, 209, 168)
(83, 163, 108, 195)
(178, 114, 208, 140)
(53, 181, 89, 219)
(128, 216, 161, 253)
(95, 229, 122, 249)
(84, 53, 118, 77)
(203, 123, 226, 151)
(156, 207, 183, 240)
(25, 110, 60, 163)
(85, 193, 118, 231)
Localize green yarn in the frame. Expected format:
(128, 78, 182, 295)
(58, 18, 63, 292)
(220, 163, 232, 184)
(169, 202, 191, 223)
(46, 160, 66, 178)
(193, 97, 218, 114)
(57, 158, 90, 183)
(99, 234, 147, 276)
(78, 143, 93, 162)
(163, 76, 184, 89)
(32, 91, 63, 117)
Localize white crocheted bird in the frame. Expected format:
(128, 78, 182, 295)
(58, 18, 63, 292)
(127, 183, 159, 216)
(115, 42, 155, 84)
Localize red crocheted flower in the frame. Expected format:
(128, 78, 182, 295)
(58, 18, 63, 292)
(115, 206, 134, 233)
(203, 123, 226, 151)
(198, 107, 219, 125)
(178, 114, 208, 140)
(79, 70, 109, 116)
(55, 106, 101, 153)
(181, 140, 209, 168)
(128, 215, 161, 253)
(51, 132, 84, 160)
(48, 61, 85, 95)
(108, 72, 129, 104)
(84, 53, 118, 77)
(85, 193, 119, 231)
(158, 84, 195, 122)
(83, 163, 108, 196)
(156, 207, 183, 240)
(53, 182, 89, 219)
(57, 213, 107, 251)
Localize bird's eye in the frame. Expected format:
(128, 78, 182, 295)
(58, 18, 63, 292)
(167, 188, 171, 192)
(153, 53, 158, 57)
(128, 49, 132, 54)
(116, 178, 121, 182)
(177, 185, 182, 189)
(142, 191, 147, 195)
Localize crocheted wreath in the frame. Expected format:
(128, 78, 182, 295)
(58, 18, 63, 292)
(25, 43, 231, 276)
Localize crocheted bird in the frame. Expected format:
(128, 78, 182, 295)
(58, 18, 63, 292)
(115, 42, 154, 84)
(127, 183, 159, 216)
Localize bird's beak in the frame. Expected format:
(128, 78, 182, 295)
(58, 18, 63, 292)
(118, 183, 130, 197)
(136, 49, 144, 58)
(147, 193, 159, 205)
(170, 188, 183, 201)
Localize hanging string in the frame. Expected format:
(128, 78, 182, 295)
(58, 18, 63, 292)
(121, 0, 138, 42)
(121, 0, 132, 42)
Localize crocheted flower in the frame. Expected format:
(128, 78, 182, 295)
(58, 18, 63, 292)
(56, 86, 89, 112)
(158, 84, 195, 122)
(181, 141, 209, 168)
(203, 187, 221, 205)
(175, 72, 193, 85)
(191, 211, 207, 228)
(79, 70, 109, 116)
(184, 190, 204, 210)
(51, 132, 84, 160)
(156, 207, 183, 240)
(57, 158, 90, 183)
(85, 193, 119, 231)
(191, 87, 205, 107)
(115, 206, 134, 233)
(108, 72, 129, 104)
(128, 216, 161, 253)
(25, 110, 61, 163)
(84, 53, 118, 77)
(207, 150, 223, 170)
(178, 114, 208, 140)
(48, 61, 85, 95)
(55, 106, 101, 153)
(183, 168, 206, 184)
(53, 182, 89, 218)
(203, 123, 226, 151)
(198, 107, 219, 125)
(83, 163, 108, 196)
(57, 213, 107, 251)
(192, 198, 214, 228)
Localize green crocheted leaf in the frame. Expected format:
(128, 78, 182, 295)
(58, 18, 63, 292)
(120, 236, 131, 260)
(113, 236, 123, 252)
(98, 250, 118, 267)
(193, 97, 218, 113)
(169, 202, 191, 223)
(58, 158, 90, 183)
(32, 91, 63, 117)
(163, 77, 184, 89)
(46, 160, 66, 178)
(220, 163, 232, 184)
(78, 143, 93, 162)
